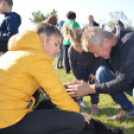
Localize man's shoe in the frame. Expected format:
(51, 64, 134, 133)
(108, 109, 134, 121)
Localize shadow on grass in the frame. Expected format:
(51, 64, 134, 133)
(82, 107, 134, 134)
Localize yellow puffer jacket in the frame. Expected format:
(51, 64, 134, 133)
(0, 30, 80, 129)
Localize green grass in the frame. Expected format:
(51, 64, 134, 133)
(52, 58, 134, 134)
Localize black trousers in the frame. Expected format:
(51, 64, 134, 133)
(63, 45, 71, 73)
(0, 104, 85, 134)
(0, 44, 8, 53)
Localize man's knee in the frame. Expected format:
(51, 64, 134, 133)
(96, 65, 106, 83)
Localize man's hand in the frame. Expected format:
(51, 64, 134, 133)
(89, 74, 97, 83)
(67, 80, 90, 97)
(65, 80, 96, 97)
(81, 113, 91, 123)
(64, 79, 80, 87)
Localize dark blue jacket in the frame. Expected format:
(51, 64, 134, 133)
(96, 21, 134, 94)
(0, 12, 21, 47)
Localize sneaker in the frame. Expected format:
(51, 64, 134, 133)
(79, 102, 87, 108)
(55, 66, 63, 70)
(108, 109, 134, 121)
(91, 104, 99, 115)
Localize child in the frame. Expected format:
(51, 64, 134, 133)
(62, 26, 101, 115)
(0, 23, 87, 134)
(62, 11, 80, 73)
(0, 0, 21, 53)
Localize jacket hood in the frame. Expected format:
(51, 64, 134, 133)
(8, 30, 44, 51)
(5, 12, 21, 26)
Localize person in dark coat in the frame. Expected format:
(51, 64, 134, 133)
(0, 0, 21, 53)
(88, 15, 99, 27)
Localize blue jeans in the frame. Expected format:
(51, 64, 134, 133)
(96, 65, 134, 114)
(77, 64, 99, 104)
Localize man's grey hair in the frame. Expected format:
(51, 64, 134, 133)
(81, 26, 113, 52)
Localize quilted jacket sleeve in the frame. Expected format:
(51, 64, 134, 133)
(27, 57, 80, 113)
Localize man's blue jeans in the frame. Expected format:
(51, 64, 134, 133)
(96, 65, 134, 114)
(78, 64, 99, 104)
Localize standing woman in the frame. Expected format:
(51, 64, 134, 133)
(63, 11, 80, 73)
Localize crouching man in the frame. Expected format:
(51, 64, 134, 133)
(65, 20, 134, 121)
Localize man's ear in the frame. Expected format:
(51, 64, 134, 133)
(103, 38, 108, 46)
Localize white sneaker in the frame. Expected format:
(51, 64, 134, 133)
(79, 102, 86, 108)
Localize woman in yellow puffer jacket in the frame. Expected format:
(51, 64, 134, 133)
(0, 23, 87, 134)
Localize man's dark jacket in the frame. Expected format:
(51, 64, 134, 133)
(95, 21, 134, 94)
(0, 12, 21, 49)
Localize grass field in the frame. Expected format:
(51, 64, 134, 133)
(52, 58, 134, 134)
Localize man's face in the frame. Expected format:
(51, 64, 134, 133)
(0, 1, 6, 14)
(88, 15, 94, 23)
(88, 40, 112, 59)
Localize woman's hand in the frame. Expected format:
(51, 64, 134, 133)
(89, 74, 97, 83)
(81, 113, 91, 123)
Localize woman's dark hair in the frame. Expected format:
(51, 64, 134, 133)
(35, 23, 62, 41)
(66, 11, 76, 20)
(46, 15, 57, 26)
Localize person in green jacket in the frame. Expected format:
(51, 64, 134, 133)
(63, 11, 80, 73)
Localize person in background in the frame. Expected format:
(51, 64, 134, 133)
(46, 15, 57, 26)
(63, 11, 80, 73)
(62, 26, 101, 114)
(88, 15, 99, 27)
(56, 20, 65, 69)
(0, 0, 21, 54)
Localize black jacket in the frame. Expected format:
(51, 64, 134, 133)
(68, 45, 101, 80)
(89, 20, 99, 27)
(0, 12, 21, 47)
(95, 21, 134, 94)
(93, 21, 99, 27)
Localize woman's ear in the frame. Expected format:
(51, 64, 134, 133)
(39, 34, 46, 45)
